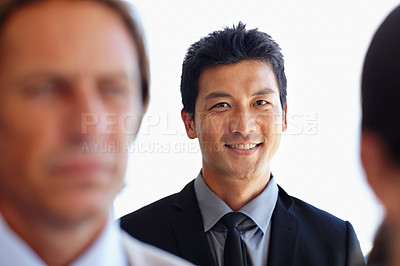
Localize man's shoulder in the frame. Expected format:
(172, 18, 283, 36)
(293, 195, 343, 223)
(132, 192, 180, 214)
(273, 187, 364, 265)
(120, 192, 179, 232)
(120, 180, 199, 240)
(119, 179, 207, 263)
(121, 231, 192, 266)
(277, 186, 353, 237)
(121, 180, 195, 223)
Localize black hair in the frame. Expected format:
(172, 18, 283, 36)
(180, 22, 286, 118)
(362, 4, 400, 164)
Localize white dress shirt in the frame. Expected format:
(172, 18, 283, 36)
(0, 211, 127, 266)
(0, 211, 192, 266)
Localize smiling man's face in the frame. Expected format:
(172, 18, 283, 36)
(183, 60, 287, 181)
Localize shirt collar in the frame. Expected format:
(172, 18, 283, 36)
(72, 213, 128, 266)
(194, 171, 279, 234)
(0, 212, 45, 266)
(0, 211, 128, 266)
(194, 171, 232, 232)
(238, 175, 278, 234)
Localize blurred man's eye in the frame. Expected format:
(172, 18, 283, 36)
(23, 80, 68, 98)
(98, 80, 130, 97)
(100, 84, 124, 95)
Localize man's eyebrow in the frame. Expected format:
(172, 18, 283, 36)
(251, 88, 277, 96)
(11, 72, 62, 84)
(204, 92, 232, 101)
(97, 71, 131, 80)
(203, 88, 277, 101)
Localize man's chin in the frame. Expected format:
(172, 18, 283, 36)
(225, 165, 266, 181)
(41, 192, 113, 228)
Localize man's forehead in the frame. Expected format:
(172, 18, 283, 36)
(2, 0, 124, 37)
(0, 0, 139, 80)
(0, 1, 136, 51)
(198, 61, 280, 94)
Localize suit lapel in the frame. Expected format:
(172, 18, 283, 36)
(171, 181, 215, 266)
(169, 181, 300, 266)
(267, 187, 300, 266)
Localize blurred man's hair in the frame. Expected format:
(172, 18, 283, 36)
(362, 5, 400, 164)
(0, 0, 149, 110)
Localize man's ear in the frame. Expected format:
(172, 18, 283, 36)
(361, 130, 393, 203)
(282, 104, 287, 132)
(181, 109, 197, 139)
(361, 130, 400, 222)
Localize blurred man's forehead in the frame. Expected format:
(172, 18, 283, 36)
(0, 0, 148, 108)
(0, 0, 139, 75)
(0, 0, 133, 48)
(2, 0, 124, 31)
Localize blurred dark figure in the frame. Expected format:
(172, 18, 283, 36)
(361, 4, 400, 266)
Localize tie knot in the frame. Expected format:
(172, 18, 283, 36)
(222, 212, 246, 229)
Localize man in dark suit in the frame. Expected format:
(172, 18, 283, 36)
(121, 22, 364, 266)
(360, 4, 400, 266)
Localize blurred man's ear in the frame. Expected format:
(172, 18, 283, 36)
(181, 109, 197, 139)
(361, 130, 400, 220)
(361, 131, 389, 199)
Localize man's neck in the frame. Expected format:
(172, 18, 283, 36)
(0, 204, 108, 265)
(202, 167, 271, 211)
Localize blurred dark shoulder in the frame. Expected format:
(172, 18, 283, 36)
(367, 224, 388, 266)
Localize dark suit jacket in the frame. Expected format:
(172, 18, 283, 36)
(121, 180, 365, 266)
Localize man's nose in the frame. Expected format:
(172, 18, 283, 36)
(68, 85, 108, 141)
(229, 107, 257, 136)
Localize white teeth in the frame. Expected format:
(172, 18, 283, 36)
(228, 144, 257, 150)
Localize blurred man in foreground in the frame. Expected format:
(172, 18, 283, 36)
(0, 0, 190, 265)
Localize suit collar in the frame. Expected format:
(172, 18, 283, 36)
(171, 181, 301, 266)
(171, 180, 216, 266)
(267, 186, 300, 266)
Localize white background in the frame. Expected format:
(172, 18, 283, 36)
(114, 0, 400, 254)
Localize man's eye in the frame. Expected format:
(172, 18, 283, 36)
(102, 85, 121, 94)
(25, 81, 67, 97)
(210, 102, 230, 110)
(36, 83, 56, 94)
(99, 82, 128, 96)
(254, 100, 269, 106)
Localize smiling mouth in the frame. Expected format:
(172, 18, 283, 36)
(225, 143, 260, 150)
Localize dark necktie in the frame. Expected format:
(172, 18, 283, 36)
(222, 212, 247, 266)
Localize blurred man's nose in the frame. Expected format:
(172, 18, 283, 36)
(68, 82, 109, 143)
